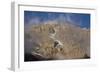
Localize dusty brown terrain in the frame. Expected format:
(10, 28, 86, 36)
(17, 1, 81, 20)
(24, 22, 90, 61)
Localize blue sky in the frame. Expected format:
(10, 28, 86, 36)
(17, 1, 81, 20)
(24, 11, 90, 29)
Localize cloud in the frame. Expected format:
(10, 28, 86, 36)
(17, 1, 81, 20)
(28, 17, 41, 25)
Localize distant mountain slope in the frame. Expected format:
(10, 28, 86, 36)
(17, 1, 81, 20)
(24, 22, 90, 61)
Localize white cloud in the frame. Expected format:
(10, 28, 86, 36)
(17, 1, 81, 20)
(28, 17, 40, 25)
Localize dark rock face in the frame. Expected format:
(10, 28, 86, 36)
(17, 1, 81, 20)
(54, 41, 59, 48)
(24, 53, 53, 61)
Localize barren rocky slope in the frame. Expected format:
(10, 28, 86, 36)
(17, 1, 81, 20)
(24, 22, 90, 61)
